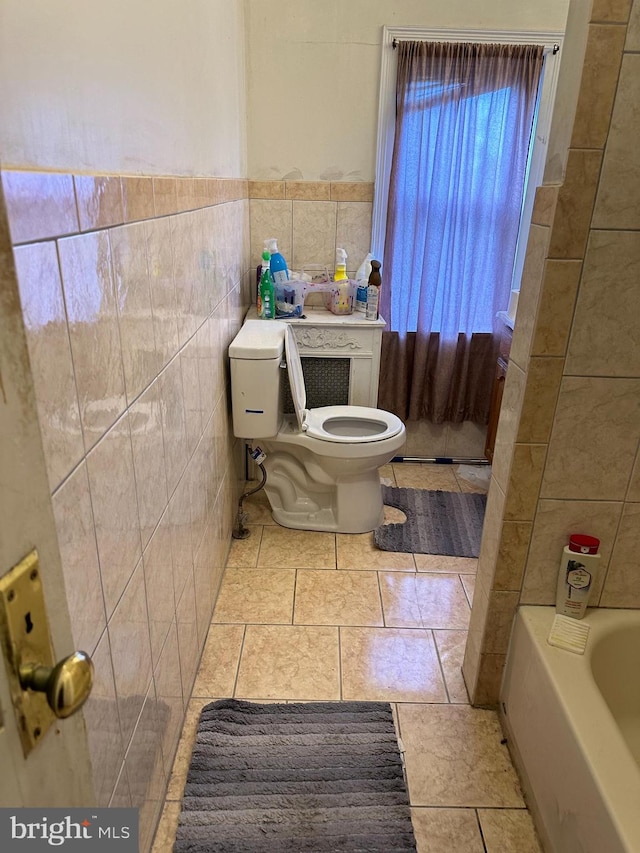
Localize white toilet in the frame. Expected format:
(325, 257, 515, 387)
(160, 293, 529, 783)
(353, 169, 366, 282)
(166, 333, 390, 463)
(229, 319, 405, 533)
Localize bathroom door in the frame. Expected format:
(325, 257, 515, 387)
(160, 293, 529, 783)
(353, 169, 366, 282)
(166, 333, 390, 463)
(0, 184, 95, 807)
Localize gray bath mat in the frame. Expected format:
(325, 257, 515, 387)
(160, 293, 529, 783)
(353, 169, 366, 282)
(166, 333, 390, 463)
(174, 698, 417, 852)
(375, 486, 486, 557)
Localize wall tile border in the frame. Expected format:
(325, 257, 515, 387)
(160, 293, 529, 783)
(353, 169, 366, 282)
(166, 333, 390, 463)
(249, 180, 374, 203)
(2, 171, 373, 246)
(1, 170, 249, 245)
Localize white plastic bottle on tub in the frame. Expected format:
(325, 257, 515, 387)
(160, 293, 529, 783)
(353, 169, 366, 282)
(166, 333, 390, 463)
(556, 534, 601, 619)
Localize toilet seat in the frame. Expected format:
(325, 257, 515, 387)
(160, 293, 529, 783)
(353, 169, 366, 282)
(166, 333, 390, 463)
(304, 406, 403, 442)
(284, 325, 403, 443)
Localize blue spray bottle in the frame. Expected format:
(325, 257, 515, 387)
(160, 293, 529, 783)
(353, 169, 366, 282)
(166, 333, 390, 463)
(266, 238, 289, 286)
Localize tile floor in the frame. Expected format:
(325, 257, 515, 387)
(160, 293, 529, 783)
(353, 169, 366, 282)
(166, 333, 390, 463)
(152, 463, 542, 853)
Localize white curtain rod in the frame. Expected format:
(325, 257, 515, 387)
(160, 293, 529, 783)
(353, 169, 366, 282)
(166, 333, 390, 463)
(391, 37, 560, 54)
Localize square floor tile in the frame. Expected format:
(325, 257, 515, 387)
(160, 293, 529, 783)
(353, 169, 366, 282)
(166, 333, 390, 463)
(433, 630, 469, 703)
(411, 807, 484, 853)
(234, 624, 340, 700)
(478, 808, 543, 852)
(393, 464, 461, 491)
(397, 704, 525, 807)
(379, 573, 470, 629)
(192, 624, 244, 697)
(257, 526, 336, 568)
(294, 569, 383, 626)
(337, 532, 416, 571)
(415, 555, 477, 573)
(225, 525, 262, 567)
(212, 568, 295, 624)
(340, 627, 447, 703)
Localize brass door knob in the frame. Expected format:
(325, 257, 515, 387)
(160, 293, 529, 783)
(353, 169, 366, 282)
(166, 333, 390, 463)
(19, 651, 94, 718)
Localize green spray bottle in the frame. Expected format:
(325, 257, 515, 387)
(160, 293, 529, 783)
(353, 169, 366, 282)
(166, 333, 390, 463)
(259, 252, 275, 319)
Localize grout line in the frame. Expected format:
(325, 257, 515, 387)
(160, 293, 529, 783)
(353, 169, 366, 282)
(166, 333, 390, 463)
(376, 571, 387, 627)
(231, 625, 247, 698)
(461, 573, 474, 609)
(291, 569, 299, 625)
(431, 629, 452, 704)
(475, 808, 489, 852)
(457, 572, 472, 613)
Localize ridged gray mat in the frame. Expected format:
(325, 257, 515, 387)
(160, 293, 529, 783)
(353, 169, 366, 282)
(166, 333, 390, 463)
(175, 699, 417, 853)
(375, 486, 486, 557)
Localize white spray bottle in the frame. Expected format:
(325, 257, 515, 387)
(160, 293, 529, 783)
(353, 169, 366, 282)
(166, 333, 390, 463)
(355, 253, 373, 313)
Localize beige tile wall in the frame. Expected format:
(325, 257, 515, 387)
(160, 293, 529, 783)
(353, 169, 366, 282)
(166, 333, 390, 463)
(248, 181, 373, 277)
(2, 170, 250, 850)
(463, 0, 640, 705)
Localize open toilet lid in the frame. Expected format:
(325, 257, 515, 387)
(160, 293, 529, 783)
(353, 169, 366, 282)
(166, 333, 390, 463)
(284, 325, 308, 431)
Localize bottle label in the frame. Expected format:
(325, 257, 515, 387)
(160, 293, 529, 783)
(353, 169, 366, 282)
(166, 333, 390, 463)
(365, 285, 379, 320)
(250, 445, 267, 465)
(272, 269, 289, 286)
(356, 283, 368, 312)
(566, 562, 591, 590)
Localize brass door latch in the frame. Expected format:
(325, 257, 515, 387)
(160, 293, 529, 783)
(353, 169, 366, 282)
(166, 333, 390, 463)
(0, 550, 94, 756)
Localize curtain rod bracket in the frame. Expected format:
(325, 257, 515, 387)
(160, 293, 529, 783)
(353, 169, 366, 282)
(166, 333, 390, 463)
(553, 43, 559, 54)
(392, 38, 398, 49)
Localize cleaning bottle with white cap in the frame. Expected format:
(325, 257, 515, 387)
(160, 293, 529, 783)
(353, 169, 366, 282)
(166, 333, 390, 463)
(334, 248, 348, 281)
(355, 253, 373, 313)
(266, 238, 289, 286)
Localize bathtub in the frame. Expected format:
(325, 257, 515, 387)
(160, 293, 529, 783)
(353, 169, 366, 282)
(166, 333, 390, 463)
(501, 606, 640, 853)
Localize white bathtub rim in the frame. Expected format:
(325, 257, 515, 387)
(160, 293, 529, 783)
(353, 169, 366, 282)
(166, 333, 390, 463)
(515, 606, 640, 853)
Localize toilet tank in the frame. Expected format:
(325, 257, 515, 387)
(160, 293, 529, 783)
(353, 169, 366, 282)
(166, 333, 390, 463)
(229, 320, 286, 438)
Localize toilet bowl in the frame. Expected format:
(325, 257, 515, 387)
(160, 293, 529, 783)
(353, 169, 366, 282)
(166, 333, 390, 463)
(229, 319, 405, 533)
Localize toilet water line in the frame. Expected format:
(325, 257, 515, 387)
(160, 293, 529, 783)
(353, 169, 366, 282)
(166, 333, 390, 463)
(232, 448, 267, 540)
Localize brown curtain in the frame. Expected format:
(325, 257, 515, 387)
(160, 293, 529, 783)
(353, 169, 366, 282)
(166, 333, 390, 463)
(380, 331, 499, 423)
(378, 41, 544, 424)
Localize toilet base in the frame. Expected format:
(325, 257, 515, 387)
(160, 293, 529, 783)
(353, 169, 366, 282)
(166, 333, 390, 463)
(270, 501, 385, 534)
(262, 450, 386, 534)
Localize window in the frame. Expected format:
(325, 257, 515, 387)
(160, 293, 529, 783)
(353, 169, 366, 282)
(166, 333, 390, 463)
(373, 28, 562, 320)
(373, 30, 563, 424)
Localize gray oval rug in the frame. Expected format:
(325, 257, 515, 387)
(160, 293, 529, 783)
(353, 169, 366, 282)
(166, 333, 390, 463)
(375, 486, 486, 557)
(175, 699, 417, 852)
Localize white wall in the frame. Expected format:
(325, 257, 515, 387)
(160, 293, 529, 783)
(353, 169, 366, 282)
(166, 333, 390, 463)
(245, 0, 571, 181)
(0, 0, 585, 184)
(0, 0, 247, 176)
